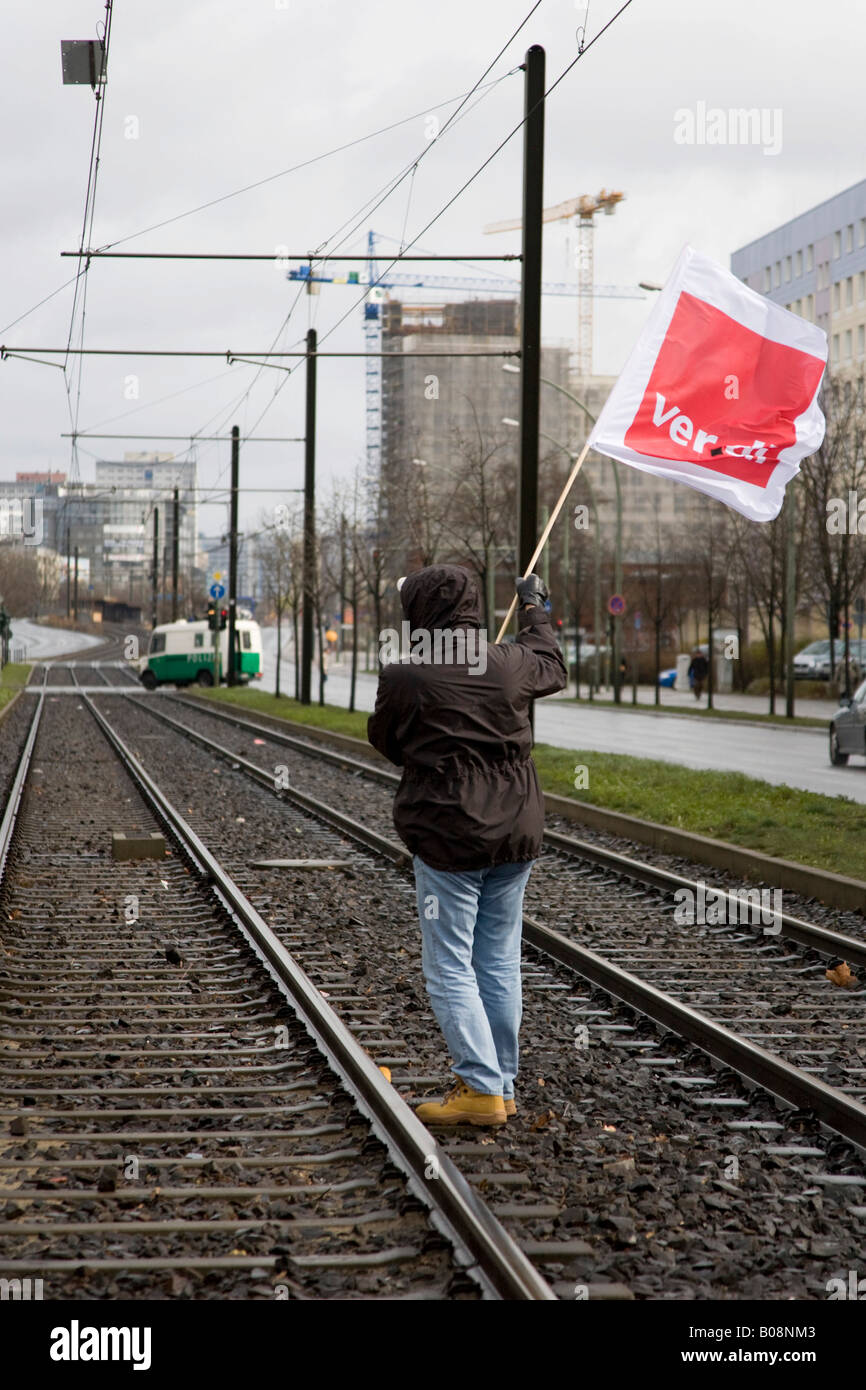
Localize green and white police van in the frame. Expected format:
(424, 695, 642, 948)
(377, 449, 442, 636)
(138, 618, 263, 690)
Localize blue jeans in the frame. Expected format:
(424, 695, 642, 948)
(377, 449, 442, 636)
(412, 856, 533, 1097)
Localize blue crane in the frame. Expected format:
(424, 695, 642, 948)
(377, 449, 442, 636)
(286, 230, 645, 479)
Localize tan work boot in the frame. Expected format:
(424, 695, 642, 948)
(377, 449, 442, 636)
(416, 1080, 506, 1127)
(503, 1099, 516, 1118)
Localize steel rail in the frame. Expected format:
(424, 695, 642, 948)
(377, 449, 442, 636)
(0, 694, 43, 887)
(83, 694, 554, 1301)
(169, 694, 866, 967)
(132, 697, 408, 861)
(541, 825, 866, 970)
(141, 695, 866, 1153)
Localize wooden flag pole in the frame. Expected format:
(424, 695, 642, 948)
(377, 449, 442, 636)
(495, 438, 592, 644)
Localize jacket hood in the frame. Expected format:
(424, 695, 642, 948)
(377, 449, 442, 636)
(400, 565, 482, 630)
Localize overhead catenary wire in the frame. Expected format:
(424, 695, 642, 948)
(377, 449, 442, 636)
(78, 365, 240, 434)
(3, 348, 521, 358)
(0, 270, 88, 338)
(64, 0, 115, 486)
(62, 433, 304, 443)
(314, 0, 637, 353)
(224, 2, 546, 444)
(62, 6, 539, 457)
(309, 69, 520, 266)
(17, 16, 533, 479)
(8, 74, 521, 502)
(0, 76, 517, 341)
(33, 4, 637, 532)
(92, 76, 525, 256)
(309, 0, 544, 265)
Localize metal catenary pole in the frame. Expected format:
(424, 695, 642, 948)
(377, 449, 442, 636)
(517, 45, 545, 596)
(172, 487, 180, 622)
(151, 508, 159, 630)
(301, 328, 317, 705)
(227, 426, 240, 686)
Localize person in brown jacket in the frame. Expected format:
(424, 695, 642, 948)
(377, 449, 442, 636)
(368, 564, 566, 1126)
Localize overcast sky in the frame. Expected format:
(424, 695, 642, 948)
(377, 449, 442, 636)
(2, 0, 863, 543)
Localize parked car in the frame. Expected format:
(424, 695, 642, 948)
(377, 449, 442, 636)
(816, 639, 866, 682)
(793, 639, 832, 679)
(829, 678, 866, 764)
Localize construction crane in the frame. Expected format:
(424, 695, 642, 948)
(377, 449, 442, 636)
(484, 190, 625, 376)
(287, 227, 641, 479)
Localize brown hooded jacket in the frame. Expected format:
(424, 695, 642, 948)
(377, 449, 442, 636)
(367, 565, 567, 871)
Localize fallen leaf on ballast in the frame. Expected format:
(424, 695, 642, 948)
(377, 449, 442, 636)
(530, 1109, 556, 1131)
(826, 961, 858, 989)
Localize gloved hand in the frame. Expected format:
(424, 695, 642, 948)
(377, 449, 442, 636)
(516, 573, 549, 609)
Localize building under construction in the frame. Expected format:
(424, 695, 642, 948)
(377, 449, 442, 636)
(378, 297, 708, 584)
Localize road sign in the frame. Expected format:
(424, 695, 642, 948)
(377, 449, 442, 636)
(608, 593, 625, 616)
(209, 582, 226, 600)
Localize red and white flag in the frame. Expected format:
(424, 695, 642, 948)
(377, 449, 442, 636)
(587, 245, 828, 522)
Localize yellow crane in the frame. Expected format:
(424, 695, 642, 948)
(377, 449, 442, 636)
(484, 189, 625, 376)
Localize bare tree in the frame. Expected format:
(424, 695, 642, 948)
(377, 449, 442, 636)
(258, 512, 301, 698)
(0, 546, 41, 617)
(632, 502, 687, 703)
(729, 506, 788, 711)
(799, 372, 866, 695)
(684, 497, 731, 709)
(437, 409, 515, 636)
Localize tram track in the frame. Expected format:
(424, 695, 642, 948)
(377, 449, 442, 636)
(145, 692, 866, 1146)
(72, 685, 866, 1299)
(0, 689, 553, 1300)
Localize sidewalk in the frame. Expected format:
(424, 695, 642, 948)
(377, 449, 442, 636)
(257, 626, 838, 728)
(557, 681, 837, 723)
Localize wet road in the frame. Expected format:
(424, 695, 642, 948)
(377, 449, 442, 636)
(7, 619, 104, 662)
(258, 630, 863, 804)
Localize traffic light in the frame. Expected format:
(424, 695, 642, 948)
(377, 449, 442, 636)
(207, 603, 217, 630)
(219, 608, 228, 630)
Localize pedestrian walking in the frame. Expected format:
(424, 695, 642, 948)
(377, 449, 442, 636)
(688, 648, 709, 701)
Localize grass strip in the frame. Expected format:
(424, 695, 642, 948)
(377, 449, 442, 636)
(194, 688, 865, 879)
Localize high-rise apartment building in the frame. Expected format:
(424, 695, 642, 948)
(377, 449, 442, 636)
(0, 453, 201, 606)
(92, 454, 199, 592)
(731, 177, 866, 371)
